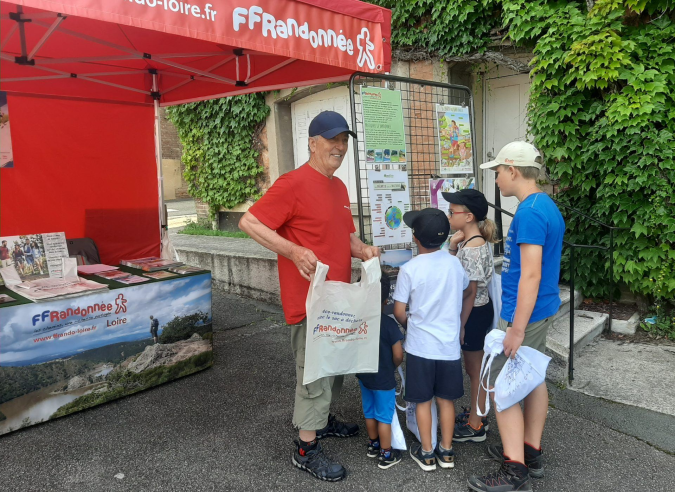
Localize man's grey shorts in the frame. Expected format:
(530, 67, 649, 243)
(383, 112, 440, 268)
(488, 316, 553, 387)
(290, 319, 343, 431)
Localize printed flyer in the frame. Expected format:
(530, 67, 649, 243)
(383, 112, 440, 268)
(360, 87, 407, 165)
(367, 170, 412, 246)
(0, 91, 13, 168)
(0, 273, 213, 435)
(436, 104, 473, 174)
(0, 232, 69, 282)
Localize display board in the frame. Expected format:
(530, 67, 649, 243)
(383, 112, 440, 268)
(436, 104, 473, 175)
(366, 170, 412, 246)
(0, 272, 213, 435)
(360, 87, 407, 165)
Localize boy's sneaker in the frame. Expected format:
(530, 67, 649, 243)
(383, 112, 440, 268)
(378, 449, 402, 469)
(434, 443, 456, 469)
(467, 460, 532, 492)
(486, 444, 544, 478)
(366, 440, 381, 458)
(456, 406, 490, 432)
(409, 442, 437, 471)
(291, 441, 346, 482)
(316, 414, 359, 439)
(453, 421, 487, 443)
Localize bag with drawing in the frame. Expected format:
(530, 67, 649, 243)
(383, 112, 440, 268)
(303, 258, 382, 385)
(397, 367, 438, 449)
(478, 329, 551, 414)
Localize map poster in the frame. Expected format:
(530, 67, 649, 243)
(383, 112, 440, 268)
(367, 170, 412, 246)
(429, 177, 476, 215)
(0, 91, 13, 168)
(436, 104, 473, 174)
(360, 87, 407, 165)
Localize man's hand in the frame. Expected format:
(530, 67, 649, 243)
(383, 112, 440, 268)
(361, 245, 381, 261)
(503, 326, 525, 359)
(290, 244, 318, 281)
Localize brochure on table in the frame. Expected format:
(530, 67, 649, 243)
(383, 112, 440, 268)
(366, 170, 412, 247)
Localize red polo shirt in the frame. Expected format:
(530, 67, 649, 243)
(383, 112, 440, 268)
(249, 164, 355, 324)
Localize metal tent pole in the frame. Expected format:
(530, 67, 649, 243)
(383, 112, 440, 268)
(152, 73, 167, 256)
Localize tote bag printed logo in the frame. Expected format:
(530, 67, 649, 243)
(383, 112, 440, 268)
(303, 258, 382, 385)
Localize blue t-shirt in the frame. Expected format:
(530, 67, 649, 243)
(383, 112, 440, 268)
(501, 192, 565, 324)
(356, 315, 404, 391)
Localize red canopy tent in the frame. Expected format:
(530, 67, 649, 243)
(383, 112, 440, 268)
(0, 0, 391, 263)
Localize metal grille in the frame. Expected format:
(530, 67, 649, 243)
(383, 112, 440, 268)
(348, 72, 476, 246)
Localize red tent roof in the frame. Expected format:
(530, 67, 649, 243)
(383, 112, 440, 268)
(0, 0, 391, 105)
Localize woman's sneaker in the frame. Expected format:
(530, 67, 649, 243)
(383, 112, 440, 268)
(456, 406, 490, 432)
(291, 441, 346, 482)
(366, 439, 381, 458)
(410, 442, 437, 471)
(453, 421, 487, 443)
(378, 449, 402, 469)
(434, 443, 456, 469)
(487, 444, 545, 478)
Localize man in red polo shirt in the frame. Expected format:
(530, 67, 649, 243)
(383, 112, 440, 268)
(239, 111, 380, 482)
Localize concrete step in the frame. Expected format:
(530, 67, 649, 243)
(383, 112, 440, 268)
(546, 310, 609, 361)
(555, 284, 583, 322)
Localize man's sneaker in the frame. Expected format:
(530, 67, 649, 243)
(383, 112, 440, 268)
(316, 414, 359, 439)
(366, 440, 381, 458)
(409, 442, 437, 471)
(467, 460, 532, 492)
(291, 441, 346, 482)
(434, 443, 456, 469)
(486, 444, 544, 478)
(377, 449, 402, 469)
(453, 421, 487, 443)
(456, 406, 490, 432)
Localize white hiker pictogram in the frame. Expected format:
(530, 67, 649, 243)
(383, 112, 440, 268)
(356, 28, 375, 69)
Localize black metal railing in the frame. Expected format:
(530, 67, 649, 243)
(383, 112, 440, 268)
(487, 201, 626, 384)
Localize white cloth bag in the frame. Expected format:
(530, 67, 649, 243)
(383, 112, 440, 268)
(390, 410, 407, 451)
(478, 329, 551, 414)
(303, 258, 381, 385)
(487, 245, 502, 332)
(397, 367, 438, 449)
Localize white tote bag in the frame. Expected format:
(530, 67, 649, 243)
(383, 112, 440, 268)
(390, 410, 407, 451)
(478, 330, 551, 414)
(397, 367, 438, 449)
(303, 258, 382, 385)
(487, 246, 502, 332)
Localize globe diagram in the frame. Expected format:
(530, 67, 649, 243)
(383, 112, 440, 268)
(385, 206, 402, 230)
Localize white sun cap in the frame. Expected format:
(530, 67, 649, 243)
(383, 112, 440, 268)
(480, 141, 543, 170)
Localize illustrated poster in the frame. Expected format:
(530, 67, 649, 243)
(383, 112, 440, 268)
(436, 104, 473, 174)
(429, 178, 476, 215)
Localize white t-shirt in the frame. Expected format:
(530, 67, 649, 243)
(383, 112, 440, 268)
(392, 249, 469, 361)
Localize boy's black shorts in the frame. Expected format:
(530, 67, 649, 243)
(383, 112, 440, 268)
(404, 353, 464, 403)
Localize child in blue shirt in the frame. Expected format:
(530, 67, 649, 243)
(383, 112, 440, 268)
(356, 273, 404, 470)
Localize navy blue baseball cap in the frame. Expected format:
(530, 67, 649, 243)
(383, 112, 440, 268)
(309, 111, 356, 139)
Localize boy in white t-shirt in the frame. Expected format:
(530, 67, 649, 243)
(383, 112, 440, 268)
(393, 208, 472, 472)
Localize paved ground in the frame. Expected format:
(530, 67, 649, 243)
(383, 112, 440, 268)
(165, 198, 196, 217)
(1, 290, 674, 492)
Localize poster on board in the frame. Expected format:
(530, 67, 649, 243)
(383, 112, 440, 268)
(360, 87, 407, 165)
(436, 104, 473, 174)
(367, 170, 412, 246)
(429, 178, 476, 215)
(0, 91, 13, 168)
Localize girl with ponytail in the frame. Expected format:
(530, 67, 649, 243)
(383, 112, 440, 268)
(442, 189, 499, 444)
